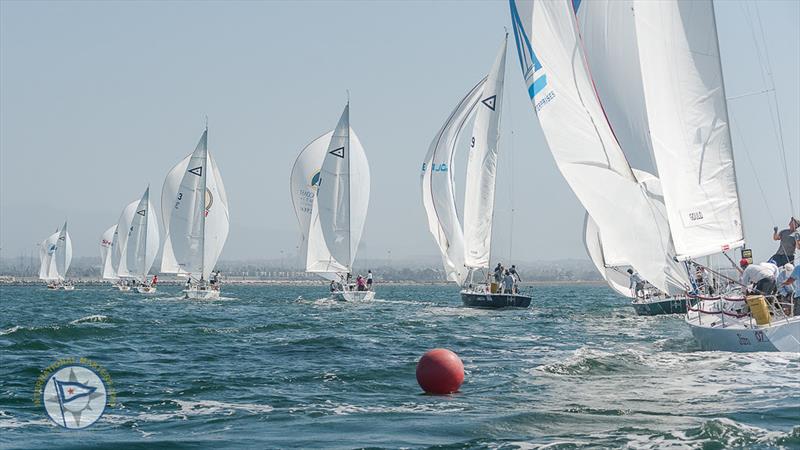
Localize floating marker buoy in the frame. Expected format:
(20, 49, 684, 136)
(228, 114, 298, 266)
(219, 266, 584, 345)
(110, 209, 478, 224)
(416, 348, 464, 394)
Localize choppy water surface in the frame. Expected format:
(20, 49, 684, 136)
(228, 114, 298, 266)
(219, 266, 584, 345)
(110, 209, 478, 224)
(1, 284, 798, 449)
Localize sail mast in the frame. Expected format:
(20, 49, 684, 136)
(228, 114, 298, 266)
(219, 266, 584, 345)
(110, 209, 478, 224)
(200, 126, 208, 280)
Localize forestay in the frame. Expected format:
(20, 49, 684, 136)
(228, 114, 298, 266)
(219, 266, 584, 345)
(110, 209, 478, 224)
(100, 225, 117, 280)
(509, 0, 687, 294)
(119, 187, 160, 281)
(161, 129, 230, 280)
(632, 0, 744, 259)
(463, 37, 507, 270)
(421, 78, 487, 284)
(307, 104, 370, 274)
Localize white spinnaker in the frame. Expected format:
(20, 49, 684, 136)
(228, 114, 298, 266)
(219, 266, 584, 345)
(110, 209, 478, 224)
(112, 200, 138, 278)
(161, 129, 230, 280)
(39, 231, 59, 281)
(119, 187, 160, 281)
(421, 78, 487, 285)
(463, 37, 507, 269)
(583, 213, 635, 298)
(291, 130, 342, 280)
(574, 0, 656, 174)
(633, 0, 744, 260)
(100, 225, 117, 280)
(509, 0, 687, 294)
(307, 105, 370, 274)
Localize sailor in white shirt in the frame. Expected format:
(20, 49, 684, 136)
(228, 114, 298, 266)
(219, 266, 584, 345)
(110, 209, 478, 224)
(739, 259, 778, 295)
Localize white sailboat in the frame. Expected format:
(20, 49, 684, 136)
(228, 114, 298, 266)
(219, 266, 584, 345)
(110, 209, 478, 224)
(297, 102, 373, 301)
(39, 222, 73, 290)
(100, 225, 117, 283)
(421, 35, 530, 308)
(625, 0, 798, 351)
(110, 199, 139, 292)
(117, 187, 160, 294)
(509, 0, 689, 305)
(161, 127, 230, 300)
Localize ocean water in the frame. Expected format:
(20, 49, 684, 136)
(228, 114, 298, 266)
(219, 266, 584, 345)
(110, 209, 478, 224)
(0, 284, 798, 449)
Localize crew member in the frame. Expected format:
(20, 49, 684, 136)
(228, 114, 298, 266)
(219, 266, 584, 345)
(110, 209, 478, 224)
(770, 217, 799, 267)
(740, 259, 778, 295)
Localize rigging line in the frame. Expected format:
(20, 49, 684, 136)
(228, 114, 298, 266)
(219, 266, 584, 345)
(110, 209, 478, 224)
(744, 0, 795, 213)
(730, 114, 776, 225)
(726, 88, 774, 101)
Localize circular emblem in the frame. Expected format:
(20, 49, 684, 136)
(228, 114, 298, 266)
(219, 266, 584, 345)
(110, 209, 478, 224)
(42, 365, 107, 429)
(205, 188, 214, 212)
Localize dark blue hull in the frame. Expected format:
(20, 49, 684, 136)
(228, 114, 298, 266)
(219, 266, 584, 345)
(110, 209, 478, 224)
(461, 292, 532, 309)
(631, 298, 692, 316)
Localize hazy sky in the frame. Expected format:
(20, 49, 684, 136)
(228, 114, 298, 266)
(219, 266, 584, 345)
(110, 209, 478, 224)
(1, 0, 798, 265)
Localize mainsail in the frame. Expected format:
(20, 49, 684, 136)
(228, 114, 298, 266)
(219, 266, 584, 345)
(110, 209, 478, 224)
(632, 0, 744, 260)
(39, 222, 72, 281)
(574, 0, 656, 174)
(306, 104, 370, 274)
(463, 37, 508, 270)
(161, 128, 230, 280)
(112, 199, 138, 278)
(509, 0, 687, 294)
(118, 187, 160, 281)
(100, 225, 117, 280)
(421, 78, 487, 284)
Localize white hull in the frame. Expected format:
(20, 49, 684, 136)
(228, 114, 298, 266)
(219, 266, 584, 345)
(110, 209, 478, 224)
(330, 290, 375, 302)
(116, 285, 131, 292)
(686, 301, 800, 352)
(184, 287, 220, 300)
(135, 286, 157, 294)
(61, 285, 75, 291)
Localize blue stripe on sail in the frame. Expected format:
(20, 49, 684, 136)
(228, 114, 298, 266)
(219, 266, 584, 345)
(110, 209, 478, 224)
(528, 75, 548, 98)
(572, 0, 582, 13)
(509, 0, 542, 77)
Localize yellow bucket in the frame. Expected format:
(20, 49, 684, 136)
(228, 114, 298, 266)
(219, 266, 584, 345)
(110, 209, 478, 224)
(746, 295, 771, 325)
(490, 282, 499, 294)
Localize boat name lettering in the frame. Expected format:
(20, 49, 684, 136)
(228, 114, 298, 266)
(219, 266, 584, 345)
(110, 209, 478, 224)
(421, 163, 449, 173)
(737, 333, 751, 346)
(754, 330, 765, 342)
(535, 91, 556, 112)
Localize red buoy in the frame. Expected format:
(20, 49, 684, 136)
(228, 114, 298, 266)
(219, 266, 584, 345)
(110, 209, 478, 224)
(416, 348, 464, 394)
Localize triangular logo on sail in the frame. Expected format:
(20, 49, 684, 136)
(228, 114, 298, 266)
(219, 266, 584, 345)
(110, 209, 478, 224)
(329, 147, 345, 159)
(481, 95, 497, 111)
(188, 166, 203, 177)
(136, 209, 146, 216)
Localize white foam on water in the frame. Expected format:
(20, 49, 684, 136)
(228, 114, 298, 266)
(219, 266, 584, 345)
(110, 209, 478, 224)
(69, 314, 111, 325)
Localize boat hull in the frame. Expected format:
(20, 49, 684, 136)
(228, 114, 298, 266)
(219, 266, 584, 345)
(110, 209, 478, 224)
(632, 297, 691, 316)
(687, 316, 800, 352)
(61, 285, 75, 291)
(184, 288, 220, 300)
(460, 292, 532, 309)
(135, 286, 157, 294)
(330, 290, 375, 302)
(116, 285, 131, 292)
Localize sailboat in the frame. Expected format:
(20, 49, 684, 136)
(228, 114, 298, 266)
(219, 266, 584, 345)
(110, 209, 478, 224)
(508, 0, 689, 308)
(109, 198, 139, 292)
(39, 222, 73, 290)
(161, 127, 230, 300)
(117, 187, 160, 294)
(421, 35, 530, 308)
(622, 0, 799, 351)
(100, 225, 117, 285)
(295, 102, 373, 301)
